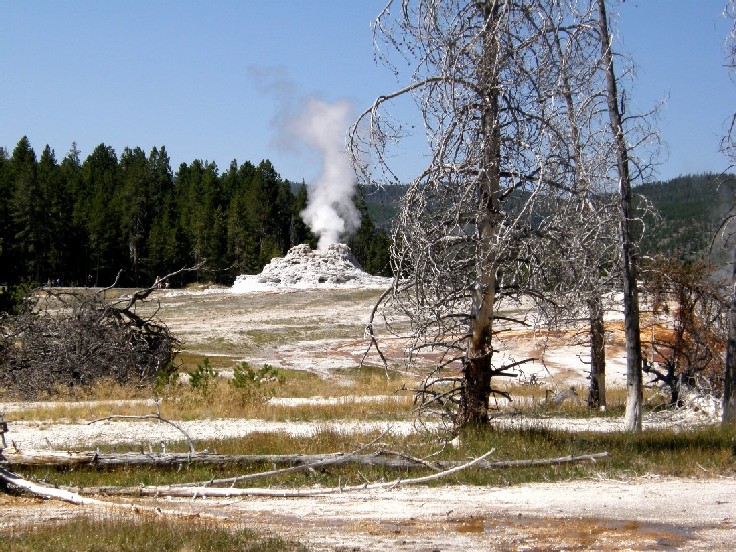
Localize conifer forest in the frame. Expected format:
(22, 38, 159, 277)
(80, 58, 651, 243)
(0, 136, 391, 293)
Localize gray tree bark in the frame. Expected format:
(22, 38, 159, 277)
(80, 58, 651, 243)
(722, 0, 736, 426)
(461, 0, 501, 427)
(723, 246, 736, 424)
(596, 0, 643, 432)
(588, 295, 607, 409)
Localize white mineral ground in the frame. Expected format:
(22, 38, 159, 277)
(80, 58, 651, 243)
(2, 244, 734, 550)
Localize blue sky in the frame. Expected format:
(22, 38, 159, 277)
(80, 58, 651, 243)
(0, 1, 732, 184)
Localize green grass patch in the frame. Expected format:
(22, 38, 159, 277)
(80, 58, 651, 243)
(19, 425, 736, 491)
(3, 514, 308, 552)
(450, 423, 736, 484)
(334, 364, 405, 384)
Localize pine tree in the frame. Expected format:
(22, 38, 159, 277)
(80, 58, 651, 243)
(37, 145, 66, 282)
(176, 160, 224, 279)
(274, 179, 295, 251)
(146, 190, 180, 281)
(0, 147, 13, 284)
(61, 142, 86, 284)
(290, 182, 315, 248)
(226, 188, 259, 275)
(119, 147, 150, 284)
(81, 144, 121, 286)
(9, 137, 43, 282)
(144, 146, 177, 282)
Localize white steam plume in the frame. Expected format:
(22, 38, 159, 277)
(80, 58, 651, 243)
(286, 97, 360, 250)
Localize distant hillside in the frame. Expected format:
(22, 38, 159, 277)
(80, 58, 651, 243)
(634, 173, 736, 267)
(361, 173, 736, 270)
(362, 184, 405, 229)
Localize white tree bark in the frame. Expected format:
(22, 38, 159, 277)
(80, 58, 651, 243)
(596, 0, 644, 433)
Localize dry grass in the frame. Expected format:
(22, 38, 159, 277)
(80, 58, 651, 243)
(8, 363, 416, 422)
(4, 353, 652, 424)
(3, 514, 308, 552)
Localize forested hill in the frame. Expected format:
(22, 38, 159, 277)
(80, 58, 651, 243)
(634, 173, 736, 264)
(362, 174, 736, 267)
(361, 184, 405, 229)
(0, 137, 390, 292)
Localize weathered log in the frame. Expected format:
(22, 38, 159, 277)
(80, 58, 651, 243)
(0, 465, 111, 507)
(0, 465, 227, 520)
(82, 448, 499, 498)
(0, 449, 356, 467)
(1, 449, 498, 501)
(1, 448, 608, 471)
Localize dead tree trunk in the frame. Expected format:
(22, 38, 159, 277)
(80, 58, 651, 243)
(553, 25, 610, 411)
(723, 245, 736, 424)
(722, 0, 736, 425)
(596, 0, 643, 432)
(588, 295, 607, 408)
(460, 0, 502, 426)
(0, 449, 609, 471)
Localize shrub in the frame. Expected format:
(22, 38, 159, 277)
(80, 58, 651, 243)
(188, 357, 217, 392)
(230, 361, 284, 402)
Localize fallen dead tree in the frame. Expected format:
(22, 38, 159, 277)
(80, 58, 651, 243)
(68, 449, 501, 499)
(0, 448, 608, 471)
(0, 448, 499, 502)
(0, 464, 231, 522)
(0, 464, 117, 507)
(0, 414, 608, 515)
(0, 416, 607, 472)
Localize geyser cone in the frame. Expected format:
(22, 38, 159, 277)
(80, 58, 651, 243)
(232, 243, 390, 292)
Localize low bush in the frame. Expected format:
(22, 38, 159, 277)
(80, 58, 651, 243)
(230, 361, 284, 403)
(187, 357, 218, 392)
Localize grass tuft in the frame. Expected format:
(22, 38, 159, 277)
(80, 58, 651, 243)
(3, 514, 308, 552)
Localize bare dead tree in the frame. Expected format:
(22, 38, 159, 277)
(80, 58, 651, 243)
(595, 0, 663, 432)
(721, 0, 736, 425)
(723, 231, 736, 425)
(531, 6, 628, 410)
(640, 256, 728, 406)
(541, 1, 659, 417)
(350, 1, 631, 428)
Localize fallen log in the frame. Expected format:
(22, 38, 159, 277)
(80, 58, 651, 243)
(0, 465, 110, 507)
(1, 449, 359, 468)
(0, 464, 230, 521)
(1, 448, 608, 471)
(1, 449, 498, 501)
(82, 448, 499, 498)
(0, 450, 403, 468)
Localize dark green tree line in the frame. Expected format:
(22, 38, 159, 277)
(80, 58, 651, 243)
(0, 136, 390, 295)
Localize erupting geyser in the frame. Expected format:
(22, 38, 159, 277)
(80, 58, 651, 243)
(234, 78, 373, 291)
(285, 97, 360, 250)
